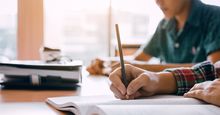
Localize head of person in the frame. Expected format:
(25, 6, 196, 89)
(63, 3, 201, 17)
(155, 0, 191, 19)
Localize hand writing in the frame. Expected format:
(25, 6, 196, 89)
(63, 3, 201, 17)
(109, 64, 161, 99)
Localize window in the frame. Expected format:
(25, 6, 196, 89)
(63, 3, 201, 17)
(44, 0, 109, 64)
(44, 0, 162, 64)
(0, 0, 17, 59)
(111, 0, 162, 40)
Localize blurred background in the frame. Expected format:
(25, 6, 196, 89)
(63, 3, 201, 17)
(0, 0, 220, 65)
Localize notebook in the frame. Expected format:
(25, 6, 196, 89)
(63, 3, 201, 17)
(46, 95, 220, 115)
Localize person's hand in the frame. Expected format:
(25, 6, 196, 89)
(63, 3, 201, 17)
(86, 58, 105, 75)
(109, 64, 161, 100)
(184, 79, 220, 106)
(86, 58, 130, 75)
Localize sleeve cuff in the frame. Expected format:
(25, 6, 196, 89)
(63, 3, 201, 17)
(164, 61, 216, 95)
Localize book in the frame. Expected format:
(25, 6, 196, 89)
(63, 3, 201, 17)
(0, 60, 82, 89)
(46, 95, 220, 115)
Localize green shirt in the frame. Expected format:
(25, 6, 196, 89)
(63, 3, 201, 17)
(143, 0, 220, 63)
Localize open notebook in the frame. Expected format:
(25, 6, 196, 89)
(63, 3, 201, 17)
(46, 95, 220, 115)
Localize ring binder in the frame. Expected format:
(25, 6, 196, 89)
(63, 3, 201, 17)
(0, 60, 82, 89)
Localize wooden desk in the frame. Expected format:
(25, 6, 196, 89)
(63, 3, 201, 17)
(0, 74, 112, 115)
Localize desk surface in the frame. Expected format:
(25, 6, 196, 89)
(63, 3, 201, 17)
(0, 73, 112, 115)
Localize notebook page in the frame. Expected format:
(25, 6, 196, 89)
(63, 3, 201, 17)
(88, 105, 220, 115)
(101, 95, 205, 105)
(46, 95, 116, 115)
(47, 95, 206, 115)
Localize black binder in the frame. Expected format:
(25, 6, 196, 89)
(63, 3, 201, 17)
(0, 60, 82, 89)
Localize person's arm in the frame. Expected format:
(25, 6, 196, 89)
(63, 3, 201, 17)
(86, 50, 152, 75)
(87, 50, 220, 75)
(131, 63, 193, 72)
(131, 50, 193, 71)
(129, 50, 220, 72)
(109, 61, 217, 99)
(119, 50, 193, 72)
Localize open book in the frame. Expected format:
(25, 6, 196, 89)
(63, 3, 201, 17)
(46, 95, 220, 115)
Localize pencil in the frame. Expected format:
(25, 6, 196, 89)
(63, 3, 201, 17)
(115, 24, 128, 87)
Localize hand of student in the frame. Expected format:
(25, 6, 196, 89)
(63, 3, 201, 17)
(109, 64, 166, 100)
(86, 58, 105, 75)
(86, 58, 131, 75)
(184, 79, 220, 107)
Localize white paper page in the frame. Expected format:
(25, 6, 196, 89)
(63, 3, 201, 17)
(47, 95, 207, 115)
(47, 95, 204, 107)
(88, 105, 220, 115)
(47, 95, 116, 115)
(101, 95, 205, 105)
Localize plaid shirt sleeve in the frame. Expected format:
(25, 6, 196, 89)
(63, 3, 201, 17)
(164, 61, 217, 95)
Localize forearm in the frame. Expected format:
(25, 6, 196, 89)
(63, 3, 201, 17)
(132, 63, 193, 72)
(155, 72, 177, 94)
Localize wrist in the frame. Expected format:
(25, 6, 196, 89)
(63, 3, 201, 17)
(155, 72, 177, 94)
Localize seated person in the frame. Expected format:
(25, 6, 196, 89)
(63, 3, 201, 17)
(87, 0, 220, 75)
(109, 61, 220, 106)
